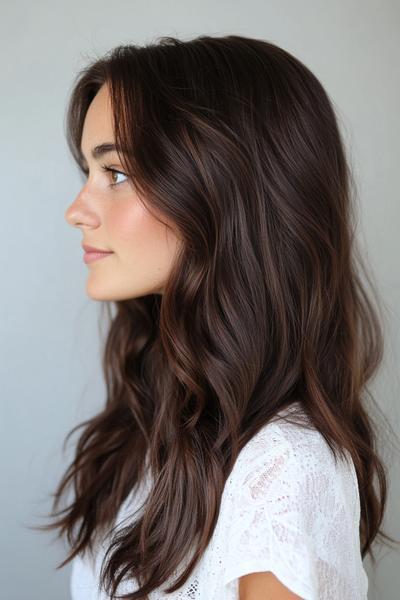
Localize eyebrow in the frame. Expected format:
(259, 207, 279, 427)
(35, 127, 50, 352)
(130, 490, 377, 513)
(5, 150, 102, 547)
(80, 142, 120, 167)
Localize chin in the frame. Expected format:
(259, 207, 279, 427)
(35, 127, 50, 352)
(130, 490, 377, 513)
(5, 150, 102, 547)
(85, 282, 158, 302)
(85, 281, 120, 302)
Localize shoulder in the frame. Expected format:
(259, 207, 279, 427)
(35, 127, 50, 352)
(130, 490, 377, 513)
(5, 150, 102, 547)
(230, 403, 345, 500)
(232, 406, 357, 534)
(219, 405, 360, 599)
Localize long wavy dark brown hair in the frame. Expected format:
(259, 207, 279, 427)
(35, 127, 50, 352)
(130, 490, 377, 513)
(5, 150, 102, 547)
(32, 34, 400, 598)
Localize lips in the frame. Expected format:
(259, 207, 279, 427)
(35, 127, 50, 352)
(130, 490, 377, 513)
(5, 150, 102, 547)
(82, 243, 113, 253)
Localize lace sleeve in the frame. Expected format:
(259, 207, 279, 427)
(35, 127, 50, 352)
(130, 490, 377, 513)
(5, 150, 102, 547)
(221, 425, 367, 600)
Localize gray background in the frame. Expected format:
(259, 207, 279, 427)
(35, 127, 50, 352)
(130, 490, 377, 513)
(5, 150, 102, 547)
(1, 1, 399, 598)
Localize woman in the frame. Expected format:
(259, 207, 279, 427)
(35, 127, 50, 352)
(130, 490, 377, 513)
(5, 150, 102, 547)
(35, 34, 398, 599)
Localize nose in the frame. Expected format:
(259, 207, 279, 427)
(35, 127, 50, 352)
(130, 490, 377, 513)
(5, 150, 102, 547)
(64, 186, 99, 229)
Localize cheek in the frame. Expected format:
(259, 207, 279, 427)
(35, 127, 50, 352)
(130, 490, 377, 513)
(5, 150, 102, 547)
(107, 199, 179, 267)
(107, 199, 150, 246)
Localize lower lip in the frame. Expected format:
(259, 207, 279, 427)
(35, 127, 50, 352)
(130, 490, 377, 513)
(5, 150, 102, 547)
(83, 251, 114, 263)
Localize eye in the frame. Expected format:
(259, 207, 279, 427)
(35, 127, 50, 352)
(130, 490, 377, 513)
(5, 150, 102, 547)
(78, 163, 129, 189)
(100, 165, 128, 188)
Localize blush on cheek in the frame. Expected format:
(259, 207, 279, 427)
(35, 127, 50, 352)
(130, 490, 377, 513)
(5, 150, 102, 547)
(108, 199, 175, 260)
(109, 202, 150, 243)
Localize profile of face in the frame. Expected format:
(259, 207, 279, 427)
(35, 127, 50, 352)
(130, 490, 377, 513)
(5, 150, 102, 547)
(64, 83, 182, 301)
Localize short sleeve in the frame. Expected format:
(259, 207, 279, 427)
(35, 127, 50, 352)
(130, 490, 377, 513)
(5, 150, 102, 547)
(220, 425, 363, 600)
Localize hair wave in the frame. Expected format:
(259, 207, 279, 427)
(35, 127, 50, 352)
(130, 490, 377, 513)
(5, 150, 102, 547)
(32, 34, 399, 598)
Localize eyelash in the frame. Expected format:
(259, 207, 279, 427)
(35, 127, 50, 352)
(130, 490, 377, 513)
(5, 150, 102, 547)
(81, 164, 128, 189)
(100, 164, 128, 188)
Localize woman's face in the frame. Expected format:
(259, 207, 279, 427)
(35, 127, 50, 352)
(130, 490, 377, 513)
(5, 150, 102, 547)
(64, 83, 182, 301)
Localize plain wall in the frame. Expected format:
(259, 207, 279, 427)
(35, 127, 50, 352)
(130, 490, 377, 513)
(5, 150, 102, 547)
(1, 1, 399, 598)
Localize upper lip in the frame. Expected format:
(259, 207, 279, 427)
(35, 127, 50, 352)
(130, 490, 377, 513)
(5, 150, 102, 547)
(82, 243, 113, 253)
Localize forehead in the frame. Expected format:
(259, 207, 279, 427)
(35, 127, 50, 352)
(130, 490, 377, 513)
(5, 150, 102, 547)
(81, 84, 115, 155)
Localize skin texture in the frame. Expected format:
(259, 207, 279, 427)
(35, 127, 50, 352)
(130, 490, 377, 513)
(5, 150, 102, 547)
(64, 83, 182, 301)
(238, 571, 303, 599)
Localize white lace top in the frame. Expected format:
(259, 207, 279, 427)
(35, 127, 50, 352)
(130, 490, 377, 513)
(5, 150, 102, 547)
(70, 402, 369, 599)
